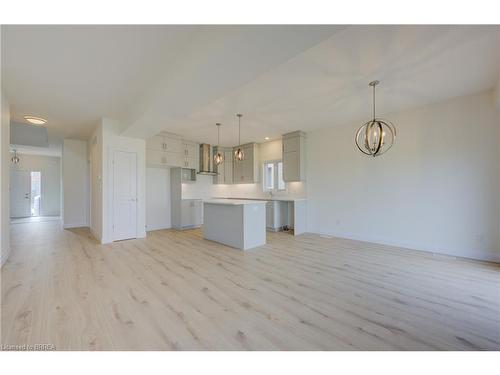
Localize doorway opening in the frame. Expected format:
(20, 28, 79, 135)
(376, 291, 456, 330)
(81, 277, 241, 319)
(30, 171, 41, 216)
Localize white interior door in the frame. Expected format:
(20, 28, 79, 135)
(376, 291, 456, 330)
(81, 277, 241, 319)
(10, 170, 31, 218)
(113, 150, 137, 241)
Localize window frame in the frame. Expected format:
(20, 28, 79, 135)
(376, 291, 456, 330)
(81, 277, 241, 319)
(262, 159, 286, 193)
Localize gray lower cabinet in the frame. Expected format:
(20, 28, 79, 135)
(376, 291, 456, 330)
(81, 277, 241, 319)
(266, 201, 288, 231)
(180, 199, 203, 228)
(265, 199, 307, 235)
(170, 168, 202, 230)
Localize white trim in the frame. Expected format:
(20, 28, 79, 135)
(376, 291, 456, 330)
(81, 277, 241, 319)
(262, 159, 285, 193)
(145, 224, 171, 232)
(63, 223, 88, 229)
(310, 230, 500, 264)
(0, 247, 10, 268)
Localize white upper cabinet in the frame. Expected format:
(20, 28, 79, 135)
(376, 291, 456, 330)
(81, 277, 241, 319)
(146, 149, 181, 167)
(232, 143, 260, 184)
(182, 142, 197, 158)
(146, 134, 182, 153)
(146, 133, 182, 168)
(146, 135, 164, 151)
(282, 131, 306, 182)
(181, 141, 199, 172)
(164, 136, 182, 153)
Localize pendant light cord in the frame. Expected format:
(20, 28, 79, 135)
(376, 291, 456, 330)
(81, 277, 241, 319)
(237, 114, 242, 146)
(373, 84, 376, 120)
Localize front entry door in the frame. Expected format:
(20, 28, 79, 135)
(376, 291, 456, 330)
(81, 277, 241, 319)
(113, 150, 137, 241)
(10, 170, 31, 218)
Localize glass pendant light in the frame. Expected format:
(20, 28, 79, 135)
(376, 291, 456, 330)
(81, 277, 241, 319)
(214, 123, 224, 166)
(234, 113, 244, 161)
(355, 80, 396, 157)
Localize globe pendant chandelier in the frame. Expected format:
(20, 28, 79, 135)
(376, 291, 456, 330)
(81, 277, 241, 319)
(355, 80, 396, 157)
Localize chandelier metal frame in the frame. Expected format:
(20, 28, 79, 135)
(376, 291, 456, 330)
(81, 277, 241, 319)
(355, 80, 396, 157)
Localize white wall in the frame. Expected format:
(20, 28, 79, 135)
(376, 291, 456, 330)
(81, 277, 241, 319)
(62, 139, 89, 228)
(10, 153, 61, 217)
(494, 75, 500, 109)
(146, 167, 171, 231)
(89, 118, 146, 243)
(89, 123, 103, 241)
(1, 90, 11, 266)
(182, 174, 215, 200)
(307, 90, 500, 262)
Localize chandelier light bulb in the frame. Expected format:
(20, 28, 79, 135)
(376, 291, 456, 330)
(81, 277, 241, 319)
(234, 147, 244, 161)
(11, 150, 20, 164)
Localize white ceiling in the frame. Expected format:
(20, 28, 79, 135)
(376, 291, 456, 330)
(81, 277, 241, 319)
(2, 25, 200, 138)
(2, 25, 499, 146)
(148, 25, 500, 146)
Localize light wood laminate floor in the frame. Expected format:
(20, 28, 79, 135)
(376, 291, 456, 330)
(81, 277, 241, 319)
(1, 220, 499, 350)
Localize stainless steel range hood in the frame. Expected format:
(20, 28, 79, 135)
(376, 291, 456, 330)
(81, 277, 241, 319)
(197, 143, 218, 175)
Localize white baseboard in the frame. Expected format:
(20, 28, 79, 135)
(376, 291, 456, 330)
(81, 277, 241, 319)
(0, 247, 11, 268)
(63, 223, 88, 229)
(145, 224, 171, 232)
(310, 230, 500, 264)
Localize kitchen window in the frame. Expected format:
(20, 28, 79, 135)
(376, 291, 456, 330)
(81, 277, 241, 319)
(263, 160, 285, 192)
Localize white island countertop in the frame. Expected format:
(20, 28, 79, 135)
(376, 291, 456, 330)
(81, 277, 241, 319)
(212, 197, 307, 202)
(204, 199, 267, 205)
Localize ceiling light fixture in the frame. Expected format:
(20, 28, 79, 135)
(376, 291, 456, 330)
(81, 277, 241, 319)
(11, 150, 20, 164)
(214, 123, 224, 166)
(355, 80, 396, 157)
(264, 137, 270, 140)
(24, 116, 47, 125)
(234, 114, 245, 162)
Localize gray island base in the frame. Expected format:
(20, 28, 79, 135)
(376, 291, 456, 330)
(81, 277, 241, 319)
(203, 199, 267, 250)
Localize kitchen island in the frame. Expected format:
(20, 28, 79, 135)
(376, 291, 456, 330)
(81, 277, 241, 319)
(214, 197, 307, 235)
(203, 199, 267, 250)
